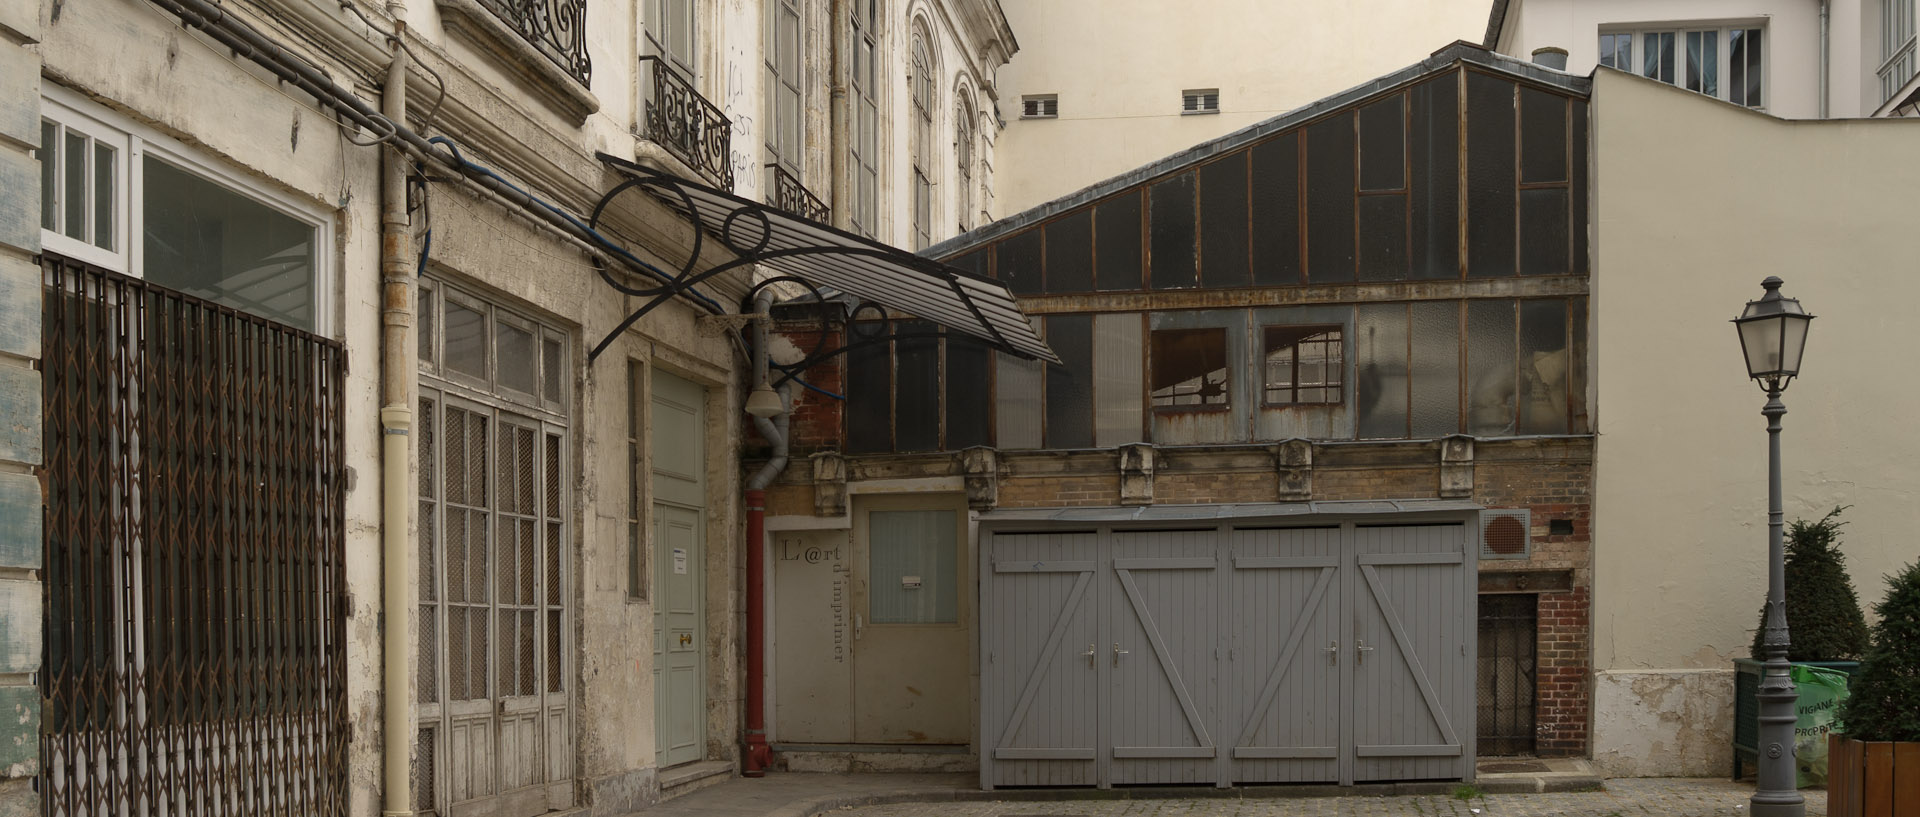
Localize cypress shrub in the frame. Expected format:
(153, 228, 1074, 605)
(1749, 507, 1869, 662)
(1838, 559, 1920, 742)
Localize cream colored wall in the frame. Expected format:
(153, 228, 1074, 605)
(1497, 0, 1852, 118)
(988, 0, 1488, 217)
(1590, 68, 1920, 775)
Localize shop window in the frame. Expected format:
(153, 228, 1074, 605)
(1263, 325, 1343, 406)
(1150, 327, 1230, 409)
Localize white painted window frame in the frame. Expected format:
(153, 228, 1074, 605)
(1882, 0, 1918, 102)
(1597, 22, 1769, 111)
(40, 85, 336, 336)
(1181, 88, 1220, 115)
(1020, 94, 1058, 119)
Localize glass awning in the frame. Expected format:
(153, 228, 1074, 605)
(593, 153, 1059, 364)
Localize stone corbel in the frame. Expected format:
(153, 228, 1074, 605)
(1118, 443, 1156, 506)
(1272, 438, 1313, 501)
(811, 451, 847, 517)
(1440, 435, 1475, 499)
(957, 447, 1000, 511)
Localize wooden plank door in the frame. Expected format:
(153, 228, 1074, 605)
(1105, 530, 1220, 786)
(1225, 526, 1343, 784)
(980, 530, 1101, 788)
(1348, 523, 1472, 783)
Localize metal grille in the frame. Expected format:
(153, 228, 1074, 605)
(1476, 594, 1538, 756)
(640, 55, 734, 189)
(472, 0, 590, 85)
(40, 254, 349, 817)
(413, 727, 437, 816)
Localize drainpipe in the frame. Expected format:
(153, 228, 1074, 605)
(378, 6, 417, 817)
(828, 0, 849, 227)
(1819, 0, 1831, 117)
(742, 289, 789, 776)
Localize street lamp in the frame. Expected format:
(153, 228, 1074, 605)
(1733, 276, 1814, 817)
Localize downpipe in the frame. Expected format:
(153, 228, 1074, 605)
(742, 289, 789, 776)
(1818, 0, 1830, 118)
(379, 15, 417, 817)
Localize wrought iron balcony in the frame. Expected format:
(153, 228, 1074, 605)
(473, 0, 591, 86)
(641, 56, 733, 190)
(768, 164, 830, 223)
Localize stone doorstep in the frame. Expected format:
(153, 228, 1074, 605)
(1472, 756, 1605, 794)
(658, 760, 736, 801)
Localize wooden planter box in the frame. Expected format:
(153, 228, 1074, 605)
(1827, 734, 1920, 816)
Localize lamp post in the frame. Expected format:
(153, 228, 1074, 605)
(1733, 276, 1814, 817)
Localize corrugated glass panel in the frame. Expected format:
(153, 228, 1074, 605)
(1518, 188, 1570, 277)
(895, 321, 941, 452)
(945, 339, 991, 449)
(1199, 152, 1250, 288)
(1046, 208, 1095, 293)
(1519, 87, 1568, 183)
(1149, 172, 1198, 289)
(845, 326, 892, 453)
(1571, 102, 1589, 275)
(1249, 132, 1302, 286)
(948, 249, 988, 278)
(1095, 191, 1143, 291)
(996, 227, 1044, 294)
(1356, 303, 1409, 439)
(868, 510, 957, 624)
(1305, 113, 1356, 283)
(1410, 301, 1461, 437)
(1358, 195, 1407, 282)
(1569, 297, 1589, 433)
(1518, 300, 1570, 435)
(1045, 315, 1094, 448)
(1410, 77, 1459, 280)
(1466, 300, 1517, 435)
(995, 353, 1043, 449)
(1094, 314, 1145, 446)
(1358, 94, 1406, 192)
(1466, 72, 1516, 279)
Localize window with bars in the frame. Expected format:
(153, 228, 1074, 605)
(1182, 88, 1220, 114)
(1599, 25, 1765, 108)
(1263, 325, 1343, 405)
(1021, 94, 1058, 118)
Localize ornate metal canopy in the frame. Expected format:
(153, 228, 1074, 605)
(589, 152, 1059, 365)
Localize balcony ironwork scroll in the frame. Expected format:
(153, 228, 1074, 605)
(641, 55, 734, 190)
(769, 164, 830, 223)
(475, 0, 591, 86)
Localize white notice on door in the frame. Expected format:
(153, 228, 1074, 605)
(673, 547, 688, 574)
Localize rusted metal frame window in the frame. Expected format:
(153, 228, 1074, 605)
(1261, 325, 1344, 406)
(41, 254, 350, 817)
(1148, 326, 1230, 410)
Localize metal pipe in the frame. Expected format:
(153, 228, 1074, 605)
(1819, 0, 1831, 118)
(742, 288, 788, 776)
(1750, 388, 1803, 817)
(379, 20, 417, 817)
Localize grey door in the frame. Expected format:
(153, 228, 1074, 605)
(652, 370, 707, 768)
(979, 515, 1474, 789)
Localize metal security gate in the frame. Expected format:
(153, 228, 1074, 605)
(979, 507, 1476, 789)
(40, 256, 351, 817)
(1476, 594, 1537, 756)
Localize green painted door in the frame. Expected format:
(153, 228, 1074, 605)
(652, 370, 707, 768)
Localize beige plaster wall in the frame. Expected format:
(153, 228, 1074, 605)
(988, 0, 1488, 217)
(1590, 68, 1920, 775)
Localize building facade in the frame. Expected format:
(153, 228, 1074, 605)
(1487, 0, 1920, 117)
(3, 0, 1017, 815)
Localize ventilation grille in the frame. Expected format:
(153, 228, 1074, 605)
(1480, 509, 1532, 560)
(1021, 95, 1058, 118)
(1183, 89, 1220, 113)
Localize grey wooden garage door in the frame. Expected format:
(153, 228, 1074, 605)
(980, 517, 1474, 789)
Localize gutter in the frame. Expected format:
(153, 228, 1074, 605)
(1819, 0, 1830, 117)
(741, 288, 790, 776)
(378, 5, 416, 816)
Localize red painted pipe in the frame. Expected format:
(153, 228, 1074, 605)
(743, 488, 771, 776)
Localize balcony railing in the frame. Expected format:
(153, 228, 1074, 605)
(474, 0, 591, 86)
(768, 164, 830, 223)
(1881, 36, 1917, 105)
(641, 55, 733, 190)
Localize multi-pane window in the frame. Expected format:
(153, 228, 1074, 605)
(1182, 89, 1220, 114)
(1598, 26, 1764, 108)
(843, 321, 993, 453)
(1150, 328, 1230, 408)
(850, 0, 881, 237)
(764, 0, 803, 180)
(1021, 95, 1058, 118)
(645, 0, 696, 77)
(955, 102, 974, 233)
(39, 117, 118, 256)
(910, 31, 935, 250)
(1263, 326, 1343, 405)
(1885, 0, 1918, 102)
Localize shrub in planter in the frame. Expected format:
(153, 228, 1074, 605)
(1828, 558, 1920, 817)
(1750, 507, 1868, 662)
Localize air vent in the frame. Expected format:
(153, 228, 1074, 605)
(1182, 89, 1220, 114)
(1480, 509, 1532, 560)
(1021, 94, 1058, 119)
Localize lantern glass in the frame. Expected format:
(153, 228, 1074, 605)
(1739, 315, 1784, 378)
(1734, 277, 1813, 382)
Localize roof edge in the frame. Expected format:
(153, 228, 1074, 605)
(1484, 0, 1513, 49)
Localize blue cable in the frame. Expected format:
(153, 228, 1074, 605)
(424, 136, 725, 314)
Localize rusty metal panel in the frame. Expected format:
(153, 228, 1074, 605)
(40, 255, 350, 817)
(1304, 114, 1356, 284)
(1093, 314, 1145, 447)
(1046, 208, 1095, 294)
(1095, 191, 1143, 292)
(1199, 153, 1250, 289)
(1253, 305, 1353, 441)
(1149, 173, 1198, 290)
(1249, 132, 1302, 287)
(1149, 310, 1247, 445)
(1409, 77, 1459, 281)
(1466, 72, 1517, 279)
(1355, 303, 1409, 439)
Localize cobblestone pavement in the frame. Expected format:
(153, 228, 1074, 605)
(824, 779, 1827, 817)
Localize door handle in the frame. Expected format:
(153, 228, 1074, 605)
(1082, 643, 1096, 667)
(853, 613, 864, 640)
(1356, 639, 1376, 664)
(1112, 643, 1129, 667)
(1324, 640, 1339, 664)
(679, 633, 692, 647)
